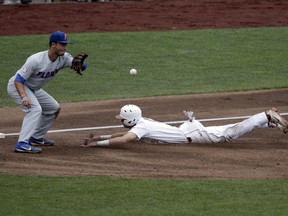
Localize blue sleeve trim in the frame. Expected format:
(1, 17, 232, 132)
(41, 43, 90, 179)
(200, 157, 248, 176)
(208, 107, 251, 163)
(15, 73, 26, 84)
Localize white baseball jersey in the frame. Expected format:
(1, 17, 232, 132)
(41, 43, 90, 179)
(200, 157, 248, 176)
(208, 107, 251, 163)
(129, 112, 268, 144)
(129, 117, 189, 144)
(12, 50, 73, 90)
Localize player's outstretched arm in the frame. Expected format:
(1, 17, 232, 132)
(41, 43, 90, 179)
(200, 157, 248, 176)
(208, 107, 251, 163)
(83, 132, 126, 143)
(82, 132, 137, 147)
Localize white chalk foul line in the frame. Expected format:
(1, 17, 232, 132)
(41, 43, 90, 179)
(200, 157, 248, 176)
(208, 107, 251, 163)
(3, 112, 288, 137)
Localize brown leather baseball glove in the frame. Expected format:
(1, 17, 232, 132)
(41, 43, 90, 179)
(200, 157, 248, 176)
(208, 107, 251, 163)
(71, 53, 88, 75)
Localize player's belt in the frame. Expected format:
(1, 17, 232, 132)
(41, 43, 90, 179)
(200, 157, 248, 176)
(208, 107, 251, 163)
(187, 137, 192, 143)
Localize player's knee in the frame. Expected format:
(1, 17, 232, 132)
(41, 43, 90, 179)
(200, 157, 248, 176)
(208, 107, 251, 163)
(24, 105, 42, 120)
(225, 126, 239, 141)
(55, 106, 61, 118)
(28, 104, 42, 115)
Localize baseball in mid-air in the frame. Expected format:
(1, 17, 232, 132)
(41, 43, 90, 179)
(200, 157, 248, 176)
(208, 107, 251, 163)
(130, 68, 137, 75)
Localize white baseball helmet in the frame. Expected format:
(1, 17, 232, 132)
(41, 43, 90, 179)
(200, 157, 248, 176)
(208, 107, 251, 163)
(115, 104, 142, 127)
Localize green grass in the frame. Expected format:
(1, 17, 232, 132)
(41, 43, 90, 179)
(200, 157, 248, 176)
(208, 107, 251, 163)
(1, 27, 288, 107)
(1, 174, 288, 216)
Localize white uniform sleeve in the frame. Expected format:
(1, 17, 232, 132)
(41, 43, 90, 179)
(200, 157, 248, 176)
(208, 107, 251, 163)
(129, 121, 149, 139)
(63, 52, 74, 68)
(17, 55, 38, 80)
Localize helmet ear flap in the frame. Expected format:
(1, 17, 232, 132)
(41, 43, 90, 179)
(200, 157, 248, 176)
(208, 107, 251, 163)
(122, 119, 136, 127)
(117, 104, 142, 127)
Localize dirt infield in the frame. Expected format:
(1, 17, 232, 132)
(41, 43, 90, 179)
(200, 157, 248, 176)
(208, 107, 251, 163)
(1, 0, 288, 179)
(1, 0, 288, 35)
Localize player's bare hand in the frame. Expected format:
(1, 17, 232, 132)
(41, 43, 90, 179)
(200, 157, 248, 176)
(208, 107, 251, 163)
(81, 139, 90, 147)
(82, 137, 92, 146)
(21, 96, 31, 108)
(81, 140, 99, 148)
(81, 132, 95, 147)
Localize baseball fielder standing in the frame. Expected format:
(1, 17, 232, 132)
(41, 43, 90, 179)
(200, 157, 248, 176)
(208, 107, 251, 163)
(7, 31, 88, 153)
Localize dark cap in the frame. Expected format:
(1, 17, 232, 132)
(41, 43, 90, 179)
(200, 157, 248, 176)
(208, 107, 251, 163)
(49, 31, 70, 44)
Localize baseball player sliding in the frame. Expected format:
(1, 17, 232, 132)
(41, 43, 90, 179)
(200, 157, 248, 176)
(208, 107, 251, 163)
(83, 104, 288, 147)
(7, 31, 88, 153)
